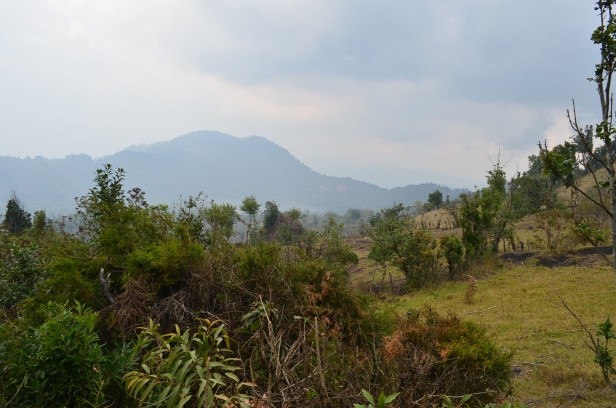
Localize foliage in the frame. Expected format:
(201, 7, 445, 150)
(428, 190, 444, 210)
(0, 235, 46, 310)
(441, 395, 528, 408)
(203, 201, 239, 241)
(368, 205, 442, 289)
(0, 301, 135, 407)
(563, 300, 616, 392)
(3, 192, 32, 235)
(312, 218, 358, 267)
(240, 195, 261, 243)
(263, 201, 279, 236)
(0, 164, 517, 407)
(353, 389, 399, 408)
(459, 160, 523, 259)
(240, 195, 260, 220)
(439, 234, 464, 279)
(383, 307, 512, 405)
(124, 318, 251, 407)
(509, 174, 553, 214)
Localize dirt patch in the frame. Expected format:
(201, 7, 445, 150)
(501, 252, 537, 265)
(500, 246, 612, 269)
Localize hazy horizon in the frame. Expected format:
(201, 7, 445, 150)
(0, 1, 600, 188)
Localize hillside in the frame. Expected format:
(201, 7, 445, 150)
(0, 130, 467, 214)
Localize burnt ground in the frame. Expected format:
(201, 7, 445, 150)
(500, 246, 612, 268)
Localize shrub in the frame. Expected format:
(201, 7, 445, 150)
(0, 301, 135, 407)
(0, 237, 47, 310)
(439, 234, 464, 279)
(383, 307, 512, 406)
(124, 318, 251, 407)
(368, 206, 443, 289)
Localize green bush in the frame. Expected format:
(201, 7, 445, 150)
(0, 236, 47, 310)
(0, 301, 135, 407)
(124, 318, 250, 407)
(368, 205, 443, 289)
(439, 234, 464, 279)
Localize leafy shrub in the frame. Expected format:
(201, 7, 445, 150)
(353, 389, 399, 408)
(125, 239, 206, 292)
(0, 301, 135, 407)
(383, 307, 512, 405)
(0, 237, 46, 310)
(368, 205, 443, 289)
(124, 318, 251, 407)
(439, 234, 464, 279)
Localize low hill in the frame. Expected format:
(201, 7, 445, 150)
(0, 130, 467, 214)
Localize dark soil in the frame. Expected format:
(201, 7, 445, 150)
(500, 246, 612, 268)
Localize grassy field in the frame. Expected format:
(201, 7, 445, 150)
(383, 264, 616, 407)
(347, 228, 616, 406)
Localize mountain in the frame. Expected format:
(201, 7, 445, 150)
(0, 130, 467, 214)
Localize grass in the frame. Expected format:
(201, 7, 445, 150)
(349, 200, 616, 405)
(378, 264, 616, 407)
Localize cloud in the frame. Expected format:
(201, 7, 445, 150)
(0, 0, 606, 189)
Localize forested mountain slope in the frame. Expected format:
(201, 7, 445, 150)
(0, 130, 466, 214)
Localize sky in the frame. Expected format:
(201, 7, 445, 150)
(0, 0, 603, 189)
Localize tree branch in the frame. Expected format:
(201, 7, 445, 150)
(99, 268, 115, 304)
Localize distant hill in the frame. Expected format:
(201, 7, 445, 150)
(0, 130, 467, 214)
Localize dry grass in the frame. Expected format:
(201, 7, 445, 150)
(385, 264, 616, 407)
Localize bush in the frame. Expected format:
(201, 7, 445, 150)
(0, 301, 135, 407)
(439, 234, 464, 279)
(383, 307, 512, 406)
(124, 318, 249, 407)
(0, 236, 47, 310)
(368, 205, 443, 289)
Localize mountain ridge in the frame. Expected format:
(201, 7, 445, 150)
(0, 130, 467, 214)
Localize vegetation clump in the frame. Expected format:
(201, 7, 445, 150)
(383, 307, 512, 406)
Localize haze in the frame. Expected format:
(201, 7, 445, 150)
(0, 1, 600, 188)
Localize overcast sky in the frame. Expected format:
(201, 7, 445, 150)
(0, 0, 602, 188)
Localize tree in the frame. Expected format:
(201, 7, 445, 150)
(539, 1, 616, 279)
(428, 190, 443, 209)
(240, 195, 261, 243)
(203, 201, 238, 240)
(3, 192, 32, 235)
(459, 160, 522, 259)
(263, 201, 279, 235)
(368, 205, 441, 289)
(345, 208, 361, 223)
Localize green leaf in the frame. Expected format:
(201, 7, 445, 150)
(225, 372, 239, 382)
(384, 392, 400, 404)
(362, 389, 375, 406)
(177, 395, 192, 408)
(158, 385, 172, 403)
(378, 391, 386, 408)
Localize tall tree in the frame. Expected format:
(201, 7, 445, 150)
(263, 201, 279, 235)
(3, 192, 32, 235)
(240, 195, 261, 243)
(428, 190, 443, 209)
(539, 1, 616, 279)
